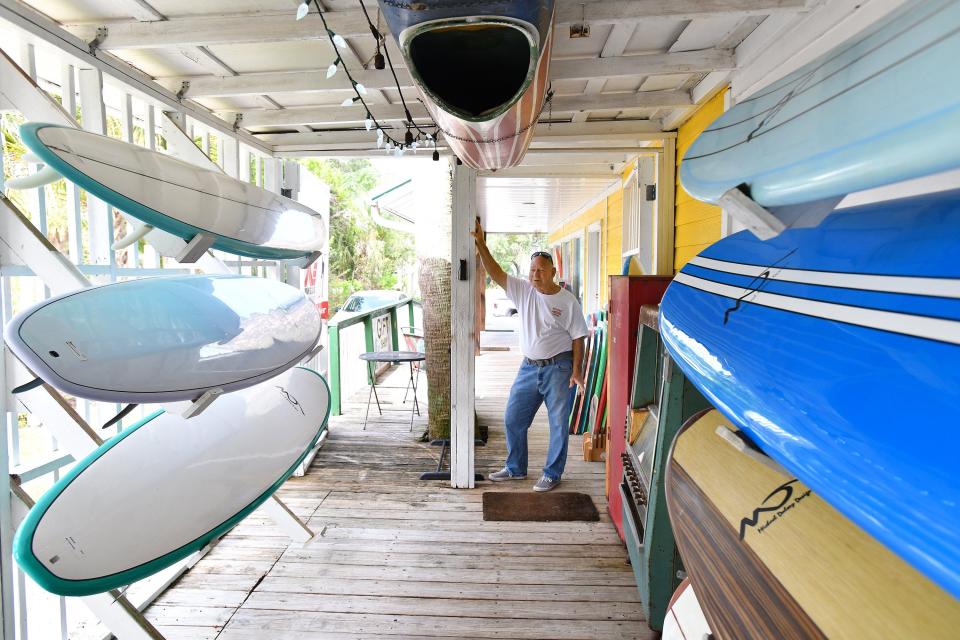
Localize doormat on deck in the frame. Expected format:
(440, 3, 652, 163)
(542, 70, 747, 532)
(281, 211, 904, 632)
(482, 491, 599, 522)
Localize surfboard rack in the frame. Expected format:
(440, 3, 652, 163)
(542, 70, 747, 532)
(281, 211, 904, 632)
(290, 250, 323, 268)
(717, 187, 786, 240)
(164, 387, 224, 420)
(719, 186, 846, 239)
(176, 232, 217, 263)
(714, 424, 790, 476)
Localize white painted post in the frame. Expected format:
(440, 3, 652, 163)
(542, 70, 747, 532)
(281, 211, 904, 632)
(450, 163, 477, 488)
(60, 63, 83, 264)
(222, 135, 240, 179)
(78, 67, 112, 268)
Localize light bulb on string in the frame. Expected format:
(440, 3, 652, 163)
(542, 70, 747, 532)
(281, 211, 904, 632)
(355, 83, 368, 96)
(377, 128, 384, 144)
(365, 114, 373, 131)
(386, 140, 394, 150)
(295, 2, 309, 20)
(331, 33, 347, 48)
(326, 62, 338, 79)
(394, 147, 403, 157)
(341, 96, 358, 107)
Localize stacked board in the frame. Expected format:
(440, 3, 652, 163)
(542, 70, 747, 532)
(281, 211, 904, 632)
(15, 367, 331, 596)
(569, 311, 607, 436)
(3, 275, 321, 403)
(666, 410, 960, 638)
(20, 122, 326, 260)
(660, 189, 960, 598)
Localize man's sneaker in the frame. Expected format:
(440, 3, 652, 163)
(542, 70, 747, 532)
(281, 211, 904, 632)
(533, 475, 561, 492)
(489, 468, 526, 482)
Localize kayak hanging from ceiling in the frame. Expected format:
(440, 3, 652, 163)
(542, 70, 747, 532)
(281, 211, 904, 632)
(379, 0, 556, 170)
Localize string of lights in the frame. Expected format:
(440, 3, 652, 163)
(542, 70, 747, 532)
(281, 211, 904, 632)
(296, 0, 440, 159)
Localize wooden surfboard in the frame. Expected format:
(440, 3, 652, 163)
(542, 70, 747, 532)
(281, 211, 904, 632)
(379, 0, 555, 170)
(14, 367, 330, 596)
(659, 188, 960, 597)
(666, 410, 960, 639)
(680, 0, 960, 210)
(20, 122, 326, 260)
(3, 275, 321, 403)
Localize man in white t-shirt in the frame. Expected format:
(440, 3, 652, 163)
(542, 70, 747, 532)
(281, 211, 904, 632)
(472, 220, 589, 492)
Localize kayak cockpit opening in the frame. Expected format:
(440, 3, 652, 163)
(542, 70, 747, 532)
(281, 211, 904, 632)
(408, 21, 535, 119)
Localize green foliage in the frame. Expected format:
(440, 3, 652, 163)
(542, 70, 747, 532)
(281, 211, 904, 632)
(301, 159, 415, 308)
(488, 232, 547, 276)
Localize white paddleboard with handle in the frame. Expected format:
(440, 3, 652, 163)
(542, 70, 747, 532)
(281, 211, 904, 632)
(13, 366, 330, 596)
(3, 275, 321, 404)
(20, 122, 326, 261)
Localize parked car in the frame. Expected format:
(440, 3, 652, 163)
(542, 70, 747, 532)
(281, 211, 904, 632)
(491, 295, 518, 317)
(330, 290, 409, 324)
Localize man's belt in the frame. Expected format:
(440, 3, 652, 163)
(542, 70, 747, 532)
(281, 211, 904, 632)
(523, 350, 573, 367)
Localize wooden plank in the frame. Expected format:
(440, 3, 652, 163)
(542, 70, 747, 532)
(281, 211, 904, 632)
(242, 593, 644, 620)
(220, 609, 652, 639)
(253, 576, 642, 603)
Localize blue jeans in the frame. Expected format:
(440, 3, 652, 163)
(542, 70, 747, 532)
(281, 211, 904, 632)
(503, 357, 577, 481)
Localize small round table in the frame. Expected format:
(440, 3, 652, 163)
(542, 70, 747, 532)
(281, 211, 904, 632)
(359, 350, 426, 431)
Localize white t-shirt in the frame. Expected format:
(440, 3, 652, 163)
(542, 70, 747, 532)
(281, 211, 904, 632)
(505, 275, 589, 360)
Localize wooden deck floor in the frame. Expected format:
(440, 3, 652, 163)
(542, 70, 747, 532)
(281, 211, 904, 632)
(146, 349, 651, 639)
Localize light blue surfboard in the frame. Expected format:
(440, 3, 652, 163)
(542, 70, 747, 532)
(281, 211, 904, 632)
(14, 367, 329, 596)
(20, 122, 325, 261)
(659, 189, 960, 599)
(3, 275, 321, 403)
(680, 0, 960, 209)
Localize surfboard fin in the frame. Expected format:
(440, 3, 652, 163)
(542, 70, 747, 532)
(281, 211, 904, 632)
(6, 165, 62, 190)
(102, 403, 138, 430)
(111, 222, 155, 251)
(11, 377, 44, 394)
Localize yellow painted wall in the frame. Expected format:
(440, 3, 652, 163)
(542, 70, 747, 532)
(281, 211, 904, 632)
(674, 90, 727, 272)
(547, 182, 624, 306)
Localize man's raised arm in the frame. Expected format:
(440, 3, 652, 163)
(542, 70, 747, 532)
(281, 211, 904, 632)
(471, 219, 508, 289)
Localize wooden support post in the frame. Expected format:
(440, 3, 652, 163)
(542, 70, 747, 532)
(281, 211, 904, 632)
(259, 495, 315, 544)
(450, 163, 477, 488)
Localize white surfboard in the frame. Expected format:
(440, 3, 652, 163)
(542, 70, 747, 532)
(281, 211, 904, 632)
(19, 122, 326, 260)
(3, 275, 321, 403)
(14, 367, 329, 596)
(662, 579, 712, 640)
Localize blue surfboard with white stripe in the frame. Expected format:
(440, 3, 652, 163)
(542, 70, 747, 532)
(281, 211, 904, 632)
(659, 189, 960, 599)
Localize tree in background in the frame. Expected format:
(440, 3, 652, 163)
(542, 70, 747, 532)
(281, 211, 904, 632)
(301, 158, 415, 308)
(487, 232, 547, 277)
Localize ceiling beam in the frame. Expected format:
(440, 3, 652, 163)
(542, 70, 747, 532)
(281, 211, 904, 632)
(552, 49, 733, 80)
(562, 0, 806, 25)
(165, 50, 726, 98)
(264, 120, 668, 154)
(225, 90, 691, 128)
(65, 0, 805, 49)
(479, 166, 624, 178)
